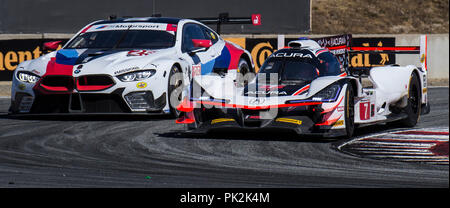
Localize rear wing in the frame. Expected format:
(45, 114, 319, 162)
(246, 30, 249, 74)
(193, 13, 261, 34)
(314, 34, 427, 76)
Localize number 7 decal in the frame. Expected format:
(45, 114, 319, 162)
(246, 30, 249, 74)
(359, 101, 371, 120)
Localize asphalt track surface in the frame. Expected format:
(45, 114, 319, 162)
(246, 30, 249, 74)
(0, 88, 448, 188)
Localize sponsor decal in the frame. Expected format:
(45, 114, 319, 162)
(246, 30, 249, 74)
(91, 23, 163, 31)
(127, 50, 154, 56)
(312, 97, 323, 101)
(315, 36, 348, 48)
(276, 118, 302, 125)
(18, 83, 26, 90)
(349, 38, 395, 67)
(337, 106, 345, 112)
(136, 82, 147, 89)
(166, 24, 177, 32)
(191, 64, 201, 77)
(246, 91, 287, 96)
(249, 97, 266, 105)
(95, 25, 108, 29)
(272, 52, 312, 58)
(114, 66, 140, 75)
(420, 54, 426, 63)
(211, 118, 235, 124)
(333, 120, 344, 127)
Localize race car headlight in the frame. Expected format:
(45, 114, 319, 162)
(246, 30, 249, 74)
(312, 84, 341, 102)
(117, 70, 156, 82)
(17, 71, 40, 83)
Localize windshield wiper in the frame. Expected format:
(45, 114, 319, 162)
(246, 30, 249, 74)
(112, 25, 132, 49)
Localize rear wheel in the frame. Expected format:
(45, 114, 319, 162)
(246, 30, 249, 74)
(168, 65, 183, 118)
(344, 83, 355, 138)
(397, 73, 421, 127)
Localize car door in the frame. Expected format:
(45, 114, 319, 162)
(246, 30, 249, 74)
(180, 23, 221, 77)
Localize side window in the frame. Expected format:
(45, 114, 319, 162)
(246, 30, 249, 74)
(317, 52, 341, 76)
(202, 26, 218, 44)
(182, 23, 206, 53)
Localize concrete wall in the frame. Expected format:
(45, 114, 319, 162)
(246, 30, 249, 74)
(0, 0, 311, 34)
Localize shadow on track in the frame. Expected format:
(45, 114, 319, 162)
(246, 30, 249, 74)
(157, 128, 343, 143)
(159, 123, 413, 144)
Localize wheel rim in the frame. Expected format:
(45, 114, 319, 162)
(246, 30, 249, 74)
(238, 62, 250, 86)
(169, 66, 183, 114)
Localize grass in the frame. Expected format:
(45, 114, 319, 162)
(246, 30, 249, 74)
(311, 0, 449, 34)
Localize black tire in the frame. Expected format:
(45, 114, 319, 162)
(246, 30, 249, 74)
(397, 73, 421, 127)
(344, 83, 355, 138)
(167, 65, 183, 118)
(236, 58, 254, 86)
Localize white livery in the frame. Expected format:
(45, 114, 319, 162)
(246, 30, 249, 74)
(10, 17, 254, 116)
(177, 35, 430, 138)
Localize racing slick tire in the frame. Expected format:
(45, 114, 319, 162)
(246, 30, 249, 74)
(344, 83, 355, 138)
(236, 58, 254, 87)
(168, 64, 183, 118)
(396, 72, 421, 127)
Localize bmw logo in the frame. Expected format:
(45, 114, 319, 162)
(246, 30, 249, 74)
(74, 69, 81, 74)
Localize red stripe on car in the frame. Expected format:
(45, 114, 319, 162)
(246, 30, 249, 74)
(225, 42, 244, 70)
(293, 85, 310, 96)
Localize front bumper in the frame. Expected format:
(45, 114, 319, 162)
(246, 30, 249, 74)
(10, 71, 169, 114)
(10, 89, 167, 114)
(185, 105, 347, 137)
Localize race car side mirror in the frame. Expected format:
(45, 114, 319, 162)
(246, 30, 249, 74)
(43, 41, 62, 50)
(192, 39, 212, 48)
(188, 47, 207, 56)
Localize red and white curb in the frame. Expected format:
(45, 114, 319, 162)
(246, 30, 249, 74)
(337, 128, 449, 165)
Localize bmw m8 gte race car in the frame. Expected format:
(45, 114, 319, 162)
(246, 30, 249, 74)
(9, 14, 256, 116)
(176, 35, 430, 138)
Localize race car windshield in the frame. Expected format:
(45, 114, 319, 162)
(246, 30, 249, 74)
(257, 58, 320, 84)
(65, 30, 176, 49)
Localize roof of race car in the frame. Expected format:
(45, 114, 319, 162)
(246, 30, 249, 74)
(271, 48, 318, 58)
(92, 17, 182, 25)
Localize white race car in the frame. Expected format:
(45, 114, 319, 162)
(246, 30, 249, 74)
(9, 16, 254, 116)
(176, 35, 430, 138)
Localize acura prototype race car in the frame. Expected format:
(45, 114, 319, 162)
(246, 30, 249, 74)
(9, 14, 256, 116)
(176, 35, 430, 138)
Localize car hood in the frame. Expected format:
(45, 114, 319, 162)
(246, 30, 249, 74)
(27, 48, 177, 76)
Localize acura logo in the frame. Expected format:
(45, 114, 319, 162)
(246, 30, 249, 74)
(249, 98, 265, 105)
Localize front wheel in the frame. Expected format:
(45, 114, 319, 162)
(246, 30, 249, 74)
(397, 73, 421, 127)
(167, 65, 183, 118)
(344, 83, 355, 138)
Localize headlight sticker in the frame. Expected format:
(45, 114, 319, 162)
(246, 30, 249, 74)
(136, 82, 147, 89)
(18, 83, 26, 90)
